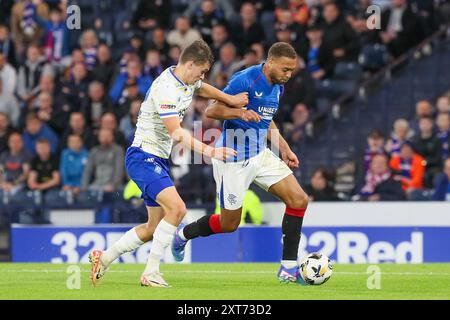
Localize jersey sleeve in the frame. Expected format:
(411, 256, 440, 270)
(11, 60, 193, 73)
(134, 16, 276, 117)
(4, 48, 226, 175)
(222, 73, 249, 95)
(153, 83, 180, 119)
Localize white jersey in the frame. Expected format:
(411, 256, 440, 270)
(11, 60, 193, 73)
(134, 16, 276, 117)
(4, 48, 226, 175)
(132, 66, 202, 158)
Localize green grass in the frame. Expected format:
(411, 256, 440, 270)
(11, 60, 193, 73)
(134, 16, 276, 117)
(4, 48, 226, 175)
(0, 263, 449, 300)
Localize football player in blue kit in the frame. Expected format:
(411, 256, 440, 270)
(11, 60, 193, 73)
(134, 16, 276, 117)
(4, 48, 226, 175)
(173, 42, 310, 284)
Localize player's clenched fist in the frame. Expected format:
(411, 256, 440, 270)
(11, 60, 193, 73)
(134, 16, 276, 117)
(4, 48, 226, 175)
(210, 147, 237, 160)
(239, 109, 262, 122)
(229, 92, 249, 107)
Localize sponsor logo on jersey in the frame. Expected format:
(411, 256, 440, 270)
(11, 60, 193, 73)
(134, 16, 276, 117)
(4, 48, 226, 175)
(257, 106, 277, 120)
(160, 104, 177, 110)
(254, 91, 263, 98)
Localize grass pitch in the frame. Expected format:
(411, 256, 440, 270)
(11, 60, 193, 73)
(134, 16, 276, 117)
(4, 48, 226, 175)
(0, 263, 449, 300)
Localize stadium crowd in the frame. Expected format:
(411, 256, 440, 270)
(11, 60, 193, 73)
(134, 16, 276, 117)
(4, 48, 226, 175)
(0, 0, 449, 221)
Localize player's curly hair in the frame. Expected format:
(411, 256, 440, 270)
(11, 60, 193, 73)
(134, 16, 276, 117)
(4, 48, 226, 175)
(179, 40, 214, 66)
(268, 42, 297, 60)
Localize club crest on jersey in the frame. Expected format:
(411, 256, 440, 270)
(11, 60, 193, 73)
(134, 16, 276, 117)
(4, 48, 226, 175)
(227, 194, 237, 205)
(154, 164, 162, 174)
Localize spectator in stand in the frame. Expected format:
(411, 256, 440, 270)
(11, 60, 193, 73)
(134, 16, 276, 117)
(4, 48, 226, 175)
(0, 24, 17, 69)
(33, 3, 71, 65)
(211, 72, 229, 90)
(132, 0, 171, 34)
(98, 112, 127, 149)
(109, 57, 152, 105)
(22, 113, 58, 155)
(275, 7, 307, 49)
(0, 52, 17, 95)
(232, 2, 266, 54)
(436, 112, 450, 160)
(235, 48, 260, 72)
(81, 128, 124, 193)
(60, 112, 95, 151)
(275, 0, 310, 26)
(346, 0, 379, 45)
(278, 57, 316, 118)
(148, 28, 171, 68)
(60, 134, 89, 198)
(411, 116, 443, 188)
(432, 158, 450, 201)
(436, 95, 450, 114)
(385, 118, 413, 156)
(210, 24, 229, 61)
(167, 45, 182, 66)
(379, 0, 420, 57)
(10, 0, 49, 58)
(33, 91, 67, 134)
(359, 153, 406, 201)
(167, 16, 202, 51)
(0, 112, 13, 153)
(80, 29, 98, 71)
(190, 0, 226, 45)
(304, 167, 339, 201)
(0, 132, 32, 198)
(0, 78, 19, 127)
(251, 42, 265, 63)
(301, 24, 334, 80)
(80, 81, 114, 129)
(389, 142, 425, 194)
(184, 0, 235, 21)
(16, 44, 52, 106)
(119, 99, 141, 144)
(321, 2, 360, 63)
(27, 138, 60, 195)
(285, 103, 310, 144)
(92, 44, 114, 90)
(409, 99, 434, 135)
(209, 42, 241, 84)
(61, 61, 91, 112)
(128, 33, 145, 62)
(143, 49, 164, 80)
(363, 128, 386, 174)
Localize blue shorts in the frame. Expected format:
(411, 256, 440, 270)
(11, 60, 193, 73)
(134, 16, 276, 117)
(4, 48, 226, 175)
(125, 147, 173, 207)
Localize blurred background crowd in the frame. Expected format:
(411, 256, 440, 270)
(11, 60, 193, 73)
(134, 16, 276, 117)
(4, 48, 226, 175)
(0, 0, 450, 224)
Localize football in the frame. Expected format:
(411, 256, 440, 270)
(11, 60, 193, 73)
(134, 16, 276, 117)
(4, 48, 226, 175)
(299, 252, 333, 285)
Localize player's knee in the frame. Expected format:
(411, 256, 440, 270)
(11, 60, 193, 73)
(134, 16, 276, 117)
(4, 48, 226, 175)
(169, 203, 187, 220)
(285, 191, 309, 209)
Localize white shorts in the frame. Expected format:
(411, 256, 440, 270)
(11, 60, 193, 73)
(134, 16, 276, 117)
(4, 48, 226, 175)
(212, 149, 292, 210)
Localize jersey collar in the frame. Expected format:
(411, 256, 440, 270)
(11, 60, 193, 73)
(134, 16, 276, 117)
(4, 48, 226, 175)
(169, 66, 187, 87)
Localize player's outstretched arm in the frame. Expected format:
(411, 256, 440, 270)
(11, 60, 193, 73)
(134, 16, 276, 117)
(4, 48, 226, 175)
(268, 121, 299, 168)
(162, 116, 237, 161)
(205, 101, 262, 122)
(196, 82, 248, 108)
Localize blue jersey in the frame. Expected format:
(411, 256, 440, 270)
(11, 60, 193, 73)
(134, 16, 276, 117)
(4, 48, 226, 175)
(216, 64, 283, 161)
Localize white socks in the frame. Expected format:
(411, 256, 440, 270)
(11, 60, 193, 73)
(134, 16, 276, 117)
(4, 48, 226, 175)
(101, 227, 144, 266)
(143, 219, 177, 275)
(281, 260, 298, 269)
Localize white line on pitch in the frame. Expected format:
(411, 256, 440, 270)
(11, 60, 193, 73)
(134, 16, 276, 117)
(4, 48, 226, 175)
(2, 269, 450, 276)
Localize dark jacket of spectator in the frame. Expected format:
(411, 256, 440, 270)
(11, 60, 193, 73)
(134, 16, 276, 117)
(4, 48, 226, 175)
(304, 184, 339, 201)
(366, 177, 406, 201)
(379, 4, 420, 57)
(132, 0, 172, 30)
(322, 15, 361, 62)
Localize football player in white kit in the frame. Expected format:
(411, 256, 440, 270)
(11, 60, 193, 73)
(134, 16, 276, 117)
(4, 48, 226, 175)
(89, 40, 248, 287)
